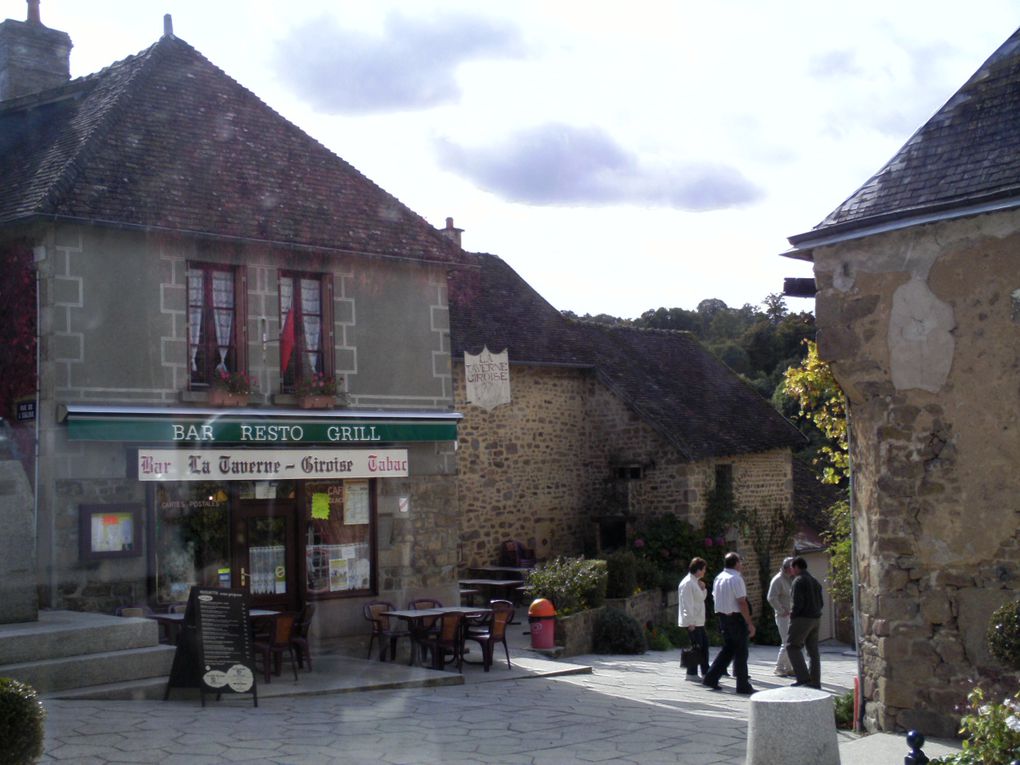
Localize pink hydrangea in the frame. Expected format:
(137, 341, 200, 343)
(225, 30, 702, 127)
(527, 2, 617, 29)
(633, 538, 645, 549)
(704, 537, 713, 547)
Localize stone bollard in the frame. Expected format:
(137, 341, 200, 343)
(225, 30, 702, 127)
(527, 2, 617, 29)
(746, 687, 840, 765)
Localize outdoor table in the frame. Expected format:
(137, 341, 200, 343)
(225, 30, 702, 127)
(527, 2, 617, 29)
(148, 608, 279, 645)
(470, 565, 532, 577)
(458, 578, 526, 604)
(382, 606, 493, 670)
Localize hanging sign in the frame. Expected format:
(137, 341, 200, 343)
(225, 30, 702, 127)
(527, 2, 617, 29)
(137, 448, 409, 482)
(464, 346, 511, 410)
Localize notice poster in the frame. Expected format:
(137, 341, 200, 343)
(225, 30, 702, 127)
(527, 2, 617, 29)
(344, 481, 369, 524)
(91, 512, 134, 553)
(328, 558, 348, 591)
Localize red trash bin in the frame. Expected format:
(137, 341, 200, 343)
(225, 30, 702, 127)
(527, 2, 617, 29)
(528, 598, 556, 649)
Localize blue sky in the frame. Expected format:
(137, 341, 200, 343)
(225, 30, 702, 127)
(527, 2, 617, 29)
(20, 0, 1020, 317)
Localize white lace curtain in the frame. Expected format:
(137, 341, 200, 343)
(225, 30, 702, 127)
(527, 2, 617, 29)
(300, 278, 320, 374)
(280, 276, 320, 375)
(187, 269, 203, 373)
(212, 271, 234, 372)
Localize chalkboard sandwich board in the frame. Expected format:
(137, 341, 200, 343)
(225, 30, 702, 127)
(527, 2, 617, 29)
(164, 586, 258, 707)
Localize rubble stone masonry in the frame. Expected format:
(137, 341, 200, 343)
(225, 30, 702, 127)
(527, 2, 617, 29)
(811, 209, 1020, 736)
(453, 362, 794, 614)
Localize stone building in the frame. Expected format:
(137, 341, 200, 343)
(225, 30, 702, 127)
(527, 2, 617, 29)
(0, 10, 464, 636)
(449, 250, 806, 609)
(784, 26, 1020, 735)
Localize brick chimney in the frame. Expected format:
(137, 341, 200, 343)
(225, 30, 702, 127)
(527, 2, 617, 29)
(441, 217, 464, 248)
(0, 1, 72, 101)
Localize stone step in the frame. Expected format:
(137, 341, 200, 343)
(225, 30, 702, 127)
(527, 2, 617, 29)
(0, 644, 175, 693)
(46, 677, 171, 701)
(0, 610, 162, 665)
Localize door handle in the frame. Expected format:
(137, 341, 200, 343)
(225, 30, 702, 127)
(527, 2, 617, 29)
(240, 567, 249, 586)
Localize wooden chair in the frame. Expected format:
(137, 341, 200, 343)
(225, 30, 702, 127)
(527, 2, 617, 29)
(407, 598, 443, 665)
(291, 603, 316, 671)
(500, 539, 536, 568)
(363, 601, 409, 662)
(415, 611, 466, 672)
(253, 612, 299, 683)
(465, 600, 514, 671)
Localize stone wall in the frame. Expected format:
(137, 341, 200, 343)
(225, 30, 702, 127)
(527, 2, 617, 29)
(454, 361, 796, 617)
(811, 209, 1020, 736)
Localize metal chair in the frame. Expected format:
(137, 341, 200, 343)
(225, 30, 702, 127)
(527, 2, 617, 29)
(363, 601, 409, 662)
(115, 605, 152, 617)
(252, 612, 299, 683)
(290, 603, 316, 670)
(414, 610, 466, 672)
(465, 600, 514, 671)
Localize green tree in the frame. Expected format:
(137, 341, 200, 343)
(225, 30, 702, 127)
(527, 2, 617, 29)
(782, 340, 848, 485)
(823, 498, 852, 604)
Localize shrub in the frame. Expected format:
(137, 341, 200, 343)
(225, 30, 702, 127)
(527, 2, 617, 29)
(605, 550, 638, 598)
(634, 556, 663, 592)
(525, 557, 607, 616)
(593, 608, 647, 654)
(660, 623, 690, 648)
(833, 691, 854, 729)
(645, 624, 673, 651)
(0, 677, 46, 765)
(931, 688, 1020, 765)
(987, 599, 1020, 671)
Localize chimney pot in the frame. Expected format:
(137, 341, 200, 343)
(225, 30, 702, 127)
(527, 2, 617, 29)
(163, 14, 173, 37)
(27, 1, 40, 25)
(441, 217, 464, 248)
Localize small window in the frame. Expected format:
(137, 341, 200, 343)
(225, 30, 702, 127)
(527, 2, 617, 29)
(279, 272, 333, 391)
(614, 464, 644, 480)
(715, 464, 734, 508)
(187, 264, 243, 388)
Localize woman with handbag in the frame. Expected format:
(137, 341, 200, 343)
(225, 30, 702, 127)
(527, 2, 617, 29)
(678, 557, 710, 680)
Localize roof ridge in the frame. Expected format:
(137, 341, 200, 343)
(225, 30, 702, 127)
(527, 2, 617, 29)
(37, 39, 164, 216)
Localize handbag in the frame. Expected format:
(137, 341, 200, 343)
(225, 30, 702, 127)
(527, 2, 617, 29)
(681, 646, 701, 670)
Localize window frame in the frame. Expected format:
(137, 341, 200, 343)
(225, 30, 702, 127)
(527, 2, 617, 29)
(278, 270, 333, 392)
(186, 262, 247, 390)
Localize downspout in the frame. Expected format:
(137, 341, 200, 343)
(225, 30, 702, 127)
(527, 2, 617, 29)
(847, 404, 865, 732)
(31, 244, 52, 607)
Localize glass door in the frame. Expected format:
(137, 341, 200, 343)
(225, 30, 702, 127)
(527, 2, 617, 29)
(232, 499, 298, 611)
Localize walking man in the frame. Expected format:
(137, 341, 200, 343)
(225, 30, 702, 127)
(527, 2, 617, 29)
(702, 552, 756, 695)
(767, 557, 796, 677)
(678, 557, 710, 679)
(787, 556, 824, 689)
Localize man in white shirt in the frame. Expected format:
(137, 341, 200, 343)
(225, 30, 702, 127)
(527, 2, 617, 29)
(767, 557, 796, 677)
(702, 552, 756, 694)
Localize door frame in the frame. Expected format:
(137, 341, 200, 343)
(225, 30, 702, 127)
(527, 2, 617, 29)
(231, 498, 299, 612)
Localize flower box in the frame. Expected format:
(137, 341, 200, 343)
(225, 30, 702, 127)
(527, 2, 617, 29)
(208, 389, 248, 407)
(297, 394, 333, 409)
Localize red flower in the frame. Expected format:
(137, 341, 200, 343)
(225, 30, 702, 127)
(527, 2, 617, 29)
(704, 537, 713, 547)
(633, 538, 645, 549)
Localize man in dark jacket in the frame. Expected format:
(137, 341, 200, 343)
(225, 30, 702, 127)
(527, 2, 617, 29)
(787, 556, 824, 688)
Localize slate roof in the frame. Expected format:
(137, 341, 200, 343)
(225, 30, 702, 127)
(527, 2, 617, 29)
(449, 251, 806, 461)
(788, 26, 1020, 251)
(0, 33, 462, 264)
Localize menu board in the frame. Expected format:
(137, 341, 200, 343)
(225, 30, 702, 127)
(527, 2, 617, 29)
(164, 587, 258, 707)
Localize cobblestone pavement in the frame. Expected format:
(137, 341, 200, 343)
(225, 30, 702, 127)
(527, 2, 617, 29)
(39, 643, 859, 765)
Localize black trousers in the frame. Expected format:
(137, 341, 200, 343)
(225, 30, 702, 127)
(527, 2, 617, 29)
(703, 613, 751, 689)
(685, 626, 710, 675)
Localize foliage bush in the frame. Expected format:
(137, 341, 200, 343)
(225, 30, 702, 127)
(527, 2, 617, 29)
(605, 550, 638, 598)
(633, 556, 663, 593)
(660, 623, 690, 649)
(645, 624, 673, 651)
(593, 608, 647, 654)
(525, 557, 607, 616)
(0, 677, 46, 765)
(833, 690, 854, 729)
(931, 688, 1020, 765)
(987, 599, 1020, 671)
(630, 514, 726, 593)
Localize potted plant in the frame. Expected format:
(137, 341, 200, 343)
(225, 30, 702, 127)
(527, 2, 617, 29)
(295, 372, 340, 409)
(209, 368, 254, 406)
